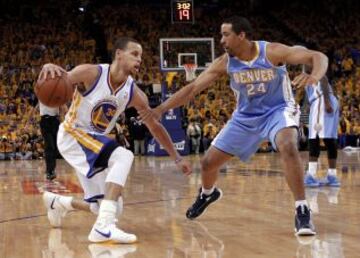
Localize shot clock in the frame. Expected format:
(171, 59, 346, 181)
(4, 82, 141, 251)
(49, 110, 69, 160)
(171, 0, 194, 24)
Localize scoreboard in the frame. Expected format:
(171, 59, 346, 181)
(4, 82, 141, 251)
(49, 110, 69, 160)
(171, 0, 194, 24)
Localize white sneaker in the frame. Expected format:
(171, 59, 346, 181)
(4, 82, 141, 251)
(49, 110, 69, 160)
(88, 218, 137, 244)
(88, 243, 137, 257)
(43, 191, 69, 227)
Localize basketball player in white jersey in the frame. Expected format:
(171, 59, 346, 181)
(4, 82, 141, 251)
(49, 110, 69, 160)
(296, 66, 340, 187)
(140, 16, 328, 236)
(40, 37, 192, 244)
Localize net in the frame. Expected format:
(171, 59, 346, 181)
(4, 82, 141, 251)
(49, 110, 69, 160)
(184, 63, 197, 81)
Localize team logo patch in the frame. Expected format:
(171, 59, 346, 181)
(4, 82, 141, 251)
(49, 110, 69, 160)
(91, 100, 118, 132)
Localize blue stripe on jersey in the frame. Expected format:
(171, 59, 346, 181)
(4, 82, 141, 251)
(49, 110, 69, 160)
(125, 81, 135, 109)
(83, 65, 103, 97)
(227, 41, 295, 118)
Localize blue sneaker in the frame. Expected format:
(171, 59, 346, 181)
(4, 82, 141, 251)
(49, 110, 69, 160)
(304, 174, 320, 187)
(319, 175, 341, 187)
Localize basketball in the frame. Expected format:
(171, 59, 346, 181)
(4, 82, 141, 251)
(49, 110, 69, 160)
(35, 73, 73, 107)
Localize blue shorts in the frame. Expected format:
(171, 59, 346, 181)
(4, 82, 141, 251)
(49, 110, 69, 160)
(212, 107, 300, 161)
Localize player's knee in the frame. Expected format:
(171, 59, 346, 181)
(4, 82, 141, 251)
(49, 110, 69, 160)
(106, 147, 134, 186)
(308, 139, 320, 157)
(200, 156, 211, 172)
(109, 147, 134, 166)
(324, 139, 338, 159)
(277, 138, 298, 156)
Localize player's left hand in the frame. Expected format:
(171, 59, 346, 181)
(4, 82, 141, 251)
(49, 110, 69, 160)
(325, 102, 333, 113)
(292, 73, 318, 89)
(175, 159, 192, 176)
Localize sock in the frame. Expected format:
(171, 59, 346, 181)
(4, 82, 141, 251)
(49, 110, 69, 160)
(202, 186, 215, 195)
(97, 200, 117, 225)
(328, 168, 337, 176)
(59, 196, 75, 211)
(308, 162, 318, 176)
(295, 200, 308, 209)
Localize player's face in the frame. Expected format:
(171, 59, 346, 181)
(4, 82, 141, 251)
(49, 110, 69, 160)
(220, 23, 243, 55)
(118, 42, 143, 74)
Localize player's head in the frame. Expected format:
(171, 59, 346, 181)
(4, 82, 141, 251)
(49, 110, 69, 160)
(113, 37, 142, 74)
(220, 16, 253, 55)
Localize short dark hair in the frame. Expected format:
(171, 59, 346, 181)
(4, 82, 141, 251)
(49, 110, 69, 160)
(223, 16, 253, 37)
(112, 37, 140, 58)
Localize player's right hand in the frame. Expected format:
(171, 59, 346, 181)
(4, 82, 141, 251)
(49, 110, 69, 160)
(292, 72, 319, 89)
(325, 102, 333, 113)
(175, 159, 192, 176)
(39, 63, 66, 80)
(138, 106, 164, 122)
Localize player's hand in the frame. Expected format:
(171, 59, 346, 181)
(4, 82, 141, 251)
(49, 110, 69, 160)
(325, 102, 333, 113)
(39, 63, 66, 80)
(138, 106, 164, 122)
(175, 159, 192, 176)
(292, 73, 318, 89)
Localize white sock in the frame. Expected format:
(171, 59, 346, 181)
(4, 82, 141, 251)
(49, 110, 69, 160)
(97, 200, 117, 224)
(328, 168, 337, 176)
(308, 162, 318, 176)
(295, 200, 309, 209)
(202, 186, 215, 195)
(59, 196, 75, 211)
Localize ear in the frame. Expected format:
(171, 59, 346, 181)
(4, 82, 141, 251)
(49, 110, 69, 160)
(115, 49, 123, 58)
(238, 32, 246, 40)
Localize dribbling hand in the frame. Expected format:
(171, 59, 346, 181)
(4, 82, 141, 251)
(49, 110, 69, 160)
(292, 73, 318, 89)
(39, 63, 66, 80)
(175, 159, 192, 176)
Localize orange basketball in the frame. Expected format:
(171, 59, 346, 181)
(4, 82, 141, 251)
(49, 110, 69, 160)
(35, 73, 73, 107)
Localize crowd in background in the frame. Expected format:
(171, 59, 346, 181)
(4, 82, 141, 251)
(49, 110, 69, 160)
(0, 0, 359, 159)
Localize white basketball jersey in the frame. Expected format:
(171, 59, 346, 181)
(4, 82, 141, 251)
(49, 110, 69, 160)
(64, 64, 134, 135)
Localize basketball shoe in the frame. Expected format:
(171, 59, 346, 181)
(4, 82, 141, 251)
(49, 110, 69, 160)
(304, 174, 320, 187)
(88, 216, 137, 244)
(319, 175, 341, 187)
(186, 187, 222, 219)
(46, 171, 57, 181)
(295, 205, 316, 236)
(43, 191, 71, 227)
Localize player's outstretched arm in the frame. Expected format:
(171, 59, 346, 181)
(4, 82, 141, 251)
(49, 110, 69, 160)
(267, 43, 328, 88)
(155, 54, 227, 117)
(129, 86, 192, 176)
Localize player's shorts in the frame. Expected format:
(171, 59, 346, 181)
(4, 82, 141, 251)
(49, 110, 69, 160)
(308, 95, 339, 139)
(57, 123, 121, 202)
(212, 106, 300, 161)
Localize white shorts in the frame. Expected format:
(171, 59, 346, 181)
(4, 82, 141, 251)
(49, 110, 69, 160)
(57, 123, 122, 202)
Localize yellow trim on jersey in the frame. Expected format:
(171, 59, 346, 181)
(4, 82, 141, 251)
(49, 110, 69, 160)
(63, 122, 103, 154)
(66, 90, 82, 125)
(63, 90, 103, 154)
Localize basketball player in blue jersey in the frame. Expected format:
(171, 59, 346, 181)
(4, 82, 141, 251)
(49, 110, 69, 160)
(140, 16, 328, 236)
(296, 66, 340, 187)
(39, 37, 192, 244)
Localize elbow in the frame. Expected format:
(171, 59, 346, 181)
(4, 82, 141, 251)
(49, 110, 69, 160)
(315, 52, 328, 66)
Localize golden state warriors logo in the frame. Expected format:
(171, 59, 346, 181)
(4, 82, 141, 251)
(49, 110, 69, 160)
(91, 100, 118, 133)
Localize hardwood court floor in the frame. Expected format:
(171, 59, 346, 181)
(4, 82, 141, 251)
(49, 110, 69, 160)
(0, 150, 360, 258)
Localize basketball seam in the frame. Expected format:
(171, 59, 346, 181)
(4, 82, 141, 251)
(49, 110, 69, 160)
(46, 76, 62, 106)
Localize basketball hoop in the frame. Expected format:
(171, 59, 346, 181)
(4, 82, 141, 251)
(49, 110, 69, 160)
(184, 63, 197, 82)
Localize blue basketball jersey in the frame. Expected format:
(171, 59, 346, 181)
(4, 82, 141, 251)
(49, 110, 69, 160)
(227, 41, 296, 119)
